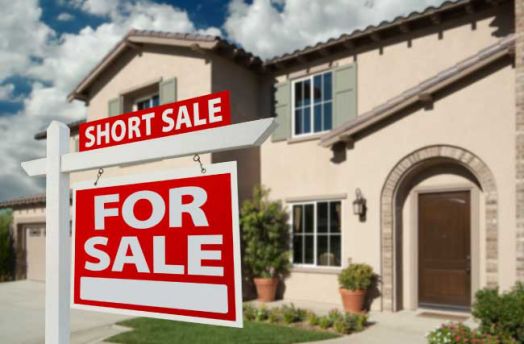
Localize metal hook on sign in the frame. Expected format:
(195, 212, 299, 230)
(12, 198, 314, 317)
(193, 154, 206, 174)
(94, 168, 104, 186)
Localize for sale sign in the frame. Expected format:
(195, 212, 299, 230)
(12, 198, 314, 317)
(71, 162, 242, 327)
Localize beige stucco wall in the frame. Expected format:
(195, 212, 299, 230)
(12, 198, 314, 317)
(71, 46, 263, 204)
(262, 8, 516, 308)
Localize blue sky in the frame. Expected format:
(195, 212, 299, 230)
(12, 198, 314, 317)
(0, 0, 447, 201)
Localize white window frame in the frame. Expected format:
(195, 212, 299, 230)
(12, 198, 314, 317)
(289, 199, 343, 268)
(132, 93, 160, 111)
(291, 71, 333, 138)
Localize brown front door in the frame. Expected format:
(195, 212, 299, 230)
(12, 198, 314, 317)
(418, 191, 471, 309)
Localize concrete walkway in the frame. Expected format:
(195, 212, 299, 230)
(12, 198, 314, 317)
(0, 280, 130, 344)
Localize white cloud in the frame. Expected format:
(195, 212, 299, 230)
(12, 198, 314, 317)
(0, 84, 17, 102)
(57, 12, 74, 21)
(224, 0, 448, 59)
(0, 0, 221, 201)
(0, 0, 54, 80)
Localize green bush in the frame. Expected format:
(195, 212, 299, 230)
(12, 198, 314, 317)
(0, 210, 14, 281)
(255, 305, 269, 322)
(240, 186, 290, 278)
(306, 311, 320, 326)
(281, 304, 306, 324)
(243, 303, 257, 321)
(333, 313, 368, 335)
(352, 314, 368, 332)
(427, 323, 507, 344)
(318, 316, 333, 329)
(268, 307, 282, 324)
(472, 282, 524, 342)
(338, 263, 374, 291)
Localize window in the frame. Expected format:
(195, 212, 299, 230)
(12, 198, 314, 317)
(293, 71, 333, 136)
(291, 200, 341, 267)
(134, 94, 160, 111)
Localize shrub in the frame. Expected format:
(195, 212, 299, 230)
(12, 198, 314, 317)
(327, 309, 344, 323)
(281, 304, 306, 324)
(268, 307, 282, 324)
(306, 311, 320, 326)
(318, 316, 333, 329)
(338, 263, 374, 291)
(352, 314, 368, 332)
(427, 323, 507, 344)
(472, 282, 524, 342)
(240, 186, 290, 278)
(0, 210, 14, 281)
(255, 305, 269, 322)
(333, 313, 368, 335)
(243, 303, 257, 321)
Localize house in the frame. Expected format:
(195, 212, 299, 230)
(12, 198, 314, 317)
(2, 0, 523, 313)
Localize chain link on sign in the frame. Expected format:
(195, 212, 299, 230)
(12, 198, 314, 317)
(94, 168, 104, 186)
(193, 154, 206, 174)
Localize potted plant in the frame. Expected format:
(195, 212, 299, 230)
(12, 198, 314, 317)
(241, 186, 290, 302)
(338, 263, 374, 313)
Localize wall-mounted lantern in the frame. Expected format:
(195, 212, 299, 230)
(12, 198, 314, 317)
(352, 188, 366, 220)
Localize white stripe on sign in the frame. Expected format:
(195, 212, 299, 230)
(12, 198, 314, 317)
(80, 277, 228, 313)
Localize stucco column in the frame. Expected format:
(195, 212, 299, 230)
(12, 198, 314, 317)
(516, 0, 524, 281)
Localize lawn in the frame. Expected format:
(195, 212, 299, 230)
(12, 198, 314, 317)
(108, 318, 340, 344)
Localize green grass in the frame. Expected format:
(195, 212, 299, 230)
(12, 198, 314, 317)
(109, 318, 340, 344)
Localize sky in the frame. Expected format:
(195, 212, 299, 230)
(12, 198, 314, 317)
(0, 0, 448, 202)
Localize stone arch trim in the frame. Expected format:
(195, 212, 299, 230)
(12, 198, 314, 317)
(380, 145, 498, 311)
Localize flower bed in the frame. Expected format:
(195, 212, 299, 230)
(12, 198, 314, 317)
(243, 303, 368, 335)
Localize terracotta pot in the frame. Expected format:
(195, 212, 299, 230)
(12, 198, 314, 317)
(254, 277, 278, 302)
(339, 288, 366, 313)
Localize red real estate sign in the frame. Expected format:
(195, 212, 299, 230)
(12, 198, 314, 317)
(71, 162, 242, 327)
(78, 90, 231, 151)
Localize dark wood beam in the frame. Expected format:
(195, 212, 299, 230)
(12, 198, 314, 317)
(429, 11, 442, 24)
(342, 40, 355, 49)
(125, 40, 142, 56)
(399, 22, 410, 33)
(318, 48, 330, 57)
(465, 3, 475, 14)
(417, 93, 433, 103)
(370, 32, 381, 42)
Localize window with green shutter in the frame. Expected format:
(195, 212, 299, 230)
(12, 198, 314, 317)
(333, 63, 357, 127)
(272, 81, 291, 142)
(159, 77, 177, 104)
(107, 97, 123, 117)
(292, 71, 333, 137)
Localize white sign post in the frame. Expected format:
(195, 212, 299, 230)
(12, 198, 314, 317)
(22, 117, 276, 343)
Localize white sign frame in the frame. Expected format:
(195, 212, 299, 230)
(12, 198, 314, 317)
(71, 162, 243, 328)
(21, 118, 276, 343)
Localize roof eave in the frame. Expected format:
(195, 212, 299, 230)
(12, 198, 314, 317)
(319, 38, 514, 148)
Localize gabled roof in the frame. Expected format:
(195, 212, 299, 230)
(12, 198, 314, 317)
(68, 29, 263, 102)
(34, 118, 85, 140)
(264, 0, 508, 69)
(0, 194, 45, 208)
(320, 34, 515, 147)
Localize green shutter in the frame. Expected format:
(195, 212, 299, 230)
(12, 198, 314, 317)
(333, 63, 357, 127)
(108, 97, 122, 117)
(159, 77, 177, 104)
(272, 81, 291, 142)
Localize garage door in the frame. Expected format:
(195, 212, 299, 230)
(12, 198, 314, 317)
(24, 224, 45, 281)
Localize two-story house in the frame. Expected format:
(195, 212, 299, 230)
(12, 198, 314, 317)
(3, 0, 523, 313)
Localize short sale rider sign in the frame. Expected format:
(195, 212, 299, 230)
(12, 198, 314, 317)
(71, 163, 242, 327)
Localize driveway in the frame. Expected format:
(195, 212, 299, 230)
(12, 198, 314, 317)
(0, 280, 130, 344)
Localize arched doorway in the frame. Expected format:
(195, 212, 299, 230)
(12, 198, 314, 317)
(380, 145, 498, 311)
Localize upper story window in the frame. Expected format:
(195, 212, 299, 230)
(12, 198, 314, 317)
(291, 200, 341, 267)
(293, 71, 333, 137)
(134, 94, 160, 111)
